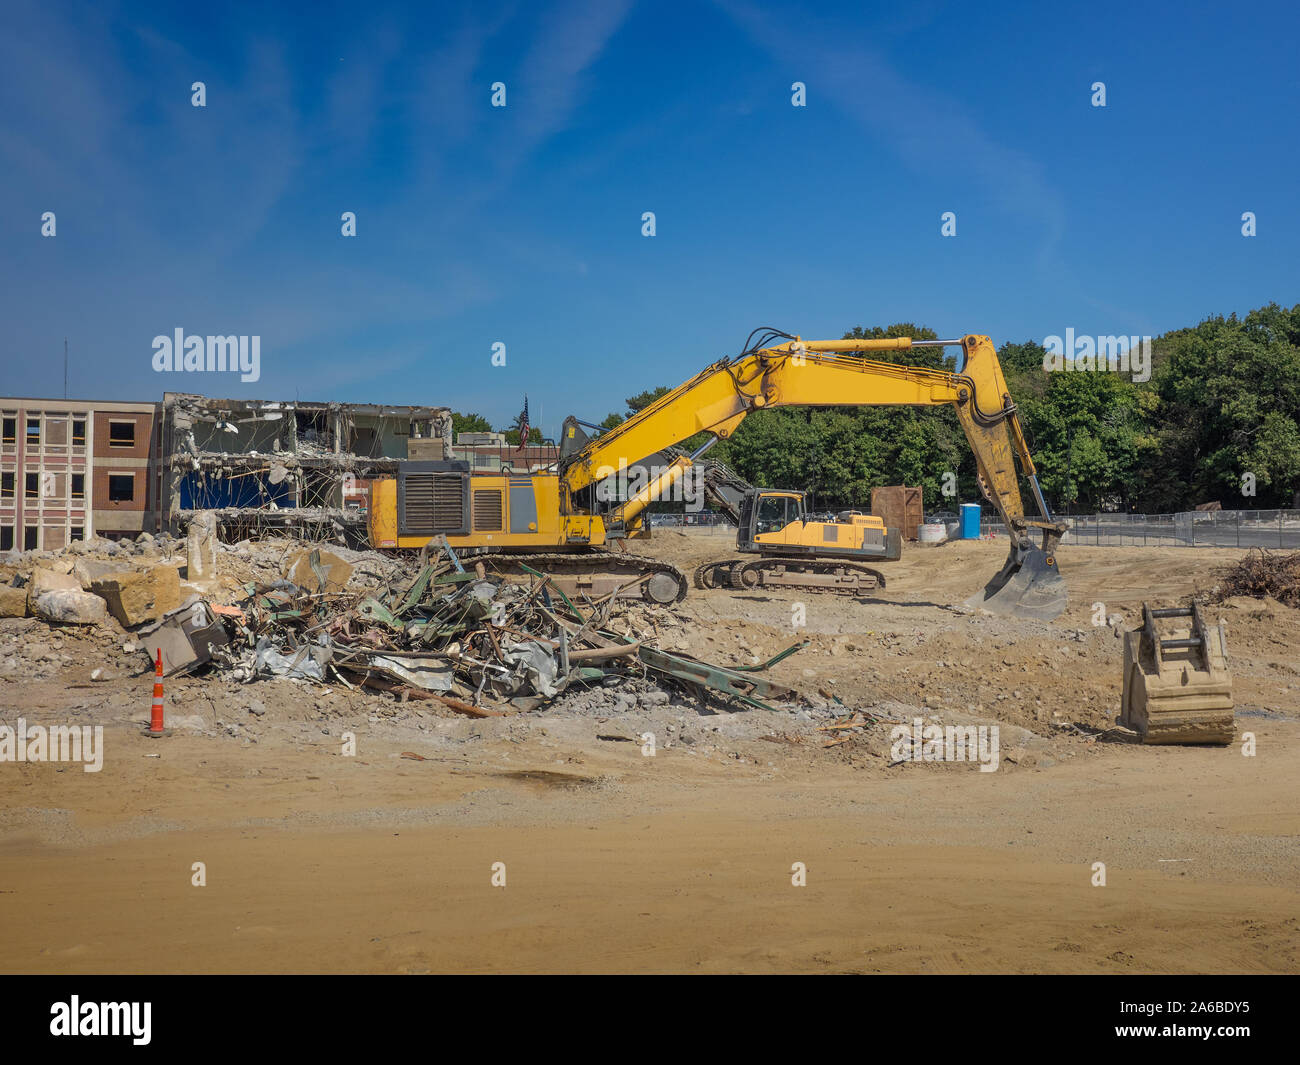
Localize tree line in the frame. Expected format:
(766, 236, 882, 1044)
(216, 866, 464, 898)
(453, 302, 1300, 513)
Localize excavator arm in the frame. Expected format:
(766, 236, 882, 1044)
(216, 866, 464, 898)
(561, 332, 1068, 619)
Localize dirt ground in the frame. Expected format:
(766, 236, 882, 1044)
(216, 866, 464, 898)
(1, 534, 1297, 974)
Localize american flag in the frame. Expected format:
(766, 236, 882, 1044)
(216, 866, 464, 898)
(516, 396, 529, 452)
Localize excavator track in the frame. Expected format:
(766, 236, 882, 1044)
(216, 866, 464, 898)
(693, 560, 725, 589)
(695, 557, 886, 595)
(471, 550, 689, 605)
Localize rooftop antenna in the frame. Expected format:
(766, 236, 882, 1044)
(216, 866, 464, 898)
(63, 338, 68, 399)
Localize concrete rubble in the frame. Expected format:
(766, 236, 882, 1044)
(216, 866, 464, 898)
(90, 566, 182, 627)
(0, 518, 812, 720)
(32, 588, 108, 625)
(284, 548, 353, 593)
(186, 511, 218, 581)
(178, 541, 808, 716)
(0, 586, 26, 618)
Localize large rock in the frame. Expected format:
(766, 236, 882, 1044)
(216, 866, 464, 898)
(33, 588, 107, 625)
(73, 558, 131, 590)
(27, 567, 81, 611)
(0, 586, 28, 618)
(91, 565, 182, 627)
(285, 549, 354, 593)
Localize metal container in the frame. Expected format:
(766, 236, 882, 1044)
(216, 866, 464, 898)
(917, 522, 946, 544)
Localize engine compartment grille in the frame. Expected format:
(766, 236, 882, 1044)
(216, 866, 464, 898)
(473, 488, 504, 532)
(402, 473, 465, 534)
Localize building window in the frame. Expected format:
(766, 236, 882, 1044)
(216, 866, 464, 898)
(25, 473, 39, 499)
(26, 418, 40, 445)
(109, 421, 136, 447)
(23, 527, 37, 550)
(72, 419, 86, 446)
(0, 526, 12, 551)
(2, 417, 14, 445)
(0, 472, 12, 499)
(71, 473, 85, 500)
(108, 474, 135, 502)
(70, 526, 83, 542)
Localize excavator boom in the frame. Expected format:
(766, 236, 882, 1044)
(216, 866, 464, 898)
(562, 332, 1067, 619)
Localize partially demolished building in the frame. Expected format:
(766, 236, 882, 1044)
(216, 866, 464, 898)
(160, 393, 453, 543)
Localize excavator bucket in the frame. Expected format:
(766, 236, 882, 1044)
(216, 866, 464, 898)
(1119, 604, 1234, 745)
(964, 544, 1067, 620)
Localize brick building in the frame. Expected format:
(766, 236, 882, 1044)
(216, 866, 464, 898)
(441, 431, 558, 471)
(0, 398, 163, 551)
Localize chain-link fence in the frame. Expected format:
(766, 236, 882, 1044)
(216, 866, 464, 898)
(978, 510, 1300, 548)
(647, 513, 734, 533)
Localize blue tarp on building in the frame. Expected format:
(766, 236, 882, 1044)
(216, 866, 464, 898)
(179, 472, 296, 510)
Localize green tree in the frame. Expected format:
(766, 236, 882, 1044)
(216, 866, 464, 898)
(1016, 371, 1154, 511)
(609, 305, 1300, 514)
(624, 386, 672, 414)
(1148, 304, 1300, 508)
(451, 412, 492, 435)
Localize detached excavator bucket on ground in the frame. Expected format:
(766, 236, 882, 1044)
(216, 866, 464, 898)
(964, 539, 1068, 621)
(1119, 603, 1235, 745)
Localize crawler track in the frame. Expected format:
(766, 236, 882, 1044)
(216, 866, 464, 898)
(694, 557, 886, 595)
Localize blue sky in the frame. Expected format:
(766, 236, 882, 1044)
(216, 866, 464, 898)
(2, 0, 1297, 436)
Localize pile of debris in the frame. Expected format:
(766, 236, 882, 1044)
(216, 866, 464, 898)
(3, 520, 810, 716)
(145, 543, 808, 717)
(1, 536, 188, 627)
(1204, 549, 1300, 608)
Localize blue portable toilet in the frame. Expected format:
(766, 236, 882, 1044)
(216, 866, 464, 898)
(959, 503, 981, 539)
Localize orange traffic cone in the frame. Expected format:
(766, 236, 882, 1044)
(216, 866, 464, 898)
(145, 648, 168, 737)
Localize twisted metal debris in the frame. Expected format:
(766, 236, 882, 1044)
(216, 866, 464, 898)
(181, 545, 806, 716)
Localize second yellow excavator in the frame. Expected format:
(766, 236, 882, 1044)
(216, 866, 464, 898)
(368, 328, 1068, 620)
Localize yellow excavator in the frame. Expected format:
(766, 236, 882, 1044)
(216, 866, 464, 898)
(689, 490, 901, 594)
(368, 329, 1068, 619)
(652, 447, 901, 594)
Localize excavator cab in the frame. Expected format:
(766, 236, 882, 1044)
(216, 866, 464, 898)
(737, 490, 802, 545)
(752, 491, 803, 536)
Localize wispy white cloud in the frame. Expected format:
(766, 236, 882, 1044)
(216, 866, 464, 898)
(511, 0, 635, 159)
(0, 0, 636, 403)
(715, 0, 1067, 263)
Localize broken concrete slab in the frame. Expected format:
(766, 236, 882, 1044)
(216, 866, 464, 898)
(0, 586, 28, 618)
(186, 511, 218, 580)
(27, 568, 81, 611)
(285, 549, 354, 593)
(32, 588, 108, 625)
(91, 565, 182, 627)
(72, 558, 132, 590)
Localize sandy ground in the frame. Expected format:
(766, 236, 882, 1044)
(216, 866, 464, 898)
(1, 535, 1297, 974)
